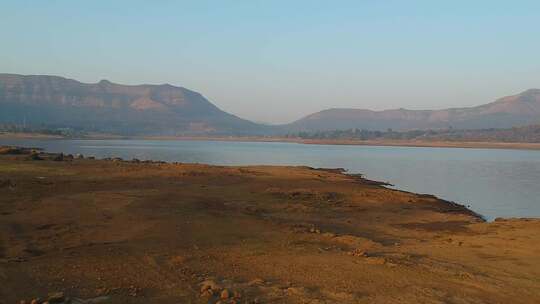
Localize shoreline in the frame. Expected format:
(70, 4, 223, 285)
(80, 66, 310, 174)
(3, 132, 540, 151)
(147, 136, 540, 151)
(0, 145, 504, 222)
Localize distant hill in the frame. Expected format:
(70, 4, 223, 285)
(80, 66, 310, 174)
(286, 89, 540, 132)
(0, 74, 266, 135)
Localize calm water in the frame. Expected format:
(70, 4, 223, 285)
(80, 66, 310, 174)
(2, 138, 539, 221)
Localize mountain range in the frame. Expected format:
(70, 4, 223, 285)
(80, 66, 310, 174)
(0, 74, 264, 135)
(0, 73, 539, 135)
(288, 89, 540, 132)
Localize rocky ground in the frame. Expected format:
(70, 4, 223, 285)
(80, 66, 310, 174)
(0, 147, 539, 303)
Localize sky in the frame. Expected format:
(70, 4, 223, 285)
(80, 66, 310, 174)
(1, 1, 539, 124)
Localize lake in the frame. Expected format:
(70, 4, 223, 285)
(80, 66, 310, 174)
(2, 138, 539, 221)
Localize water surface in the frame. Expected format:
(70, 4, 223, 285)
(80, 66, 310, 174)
(2, 138, 539, 220)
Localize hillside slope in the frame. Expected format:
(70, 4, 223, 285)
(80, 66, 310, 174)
(0, 74, 266, 135)
(287, 89, 540, 131)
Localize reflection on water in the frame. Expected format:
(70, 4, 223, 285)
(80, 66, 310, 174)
(2, 138, 539, 220)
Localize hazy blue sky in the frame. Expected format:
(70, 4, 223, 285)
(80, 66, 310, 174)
(1, 1, 539, 123)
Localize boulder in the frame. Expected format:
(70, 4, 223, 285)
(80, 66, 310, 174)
(27, 152, 43, 161)
(0, 146, 23, 155)
(53, 153, 64, 161)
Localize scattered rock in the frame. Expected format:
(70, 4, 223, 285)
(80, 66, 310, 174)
(131, 158, 140, 163)
(53, 153, 64, 161)
(386, 261, 398, 267)
(200, 289, 213, 298)
(19, 294, 109, 304)
(334, 235, 379, 250)
(309, 227, 321, 234)
(286, 286, 307, 296)
(220, 289, 230, 299)
(365, 256, 386, 265)
(248, 278, 265, 286)
(80, 296, 110, 304)
(348, 249, 367, 257)
(8, 256, 27, 263)
(27, 152, 43, 161)
(0, 178, 15, 189)
(47, 292, 65, 303)
(127, 285, 141, 297)
(200, 279, 221, 293)
(0, 146, 24, 155)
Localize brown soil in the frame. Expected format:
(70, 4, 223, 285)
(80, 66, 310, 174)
(0, 150, 539, 303)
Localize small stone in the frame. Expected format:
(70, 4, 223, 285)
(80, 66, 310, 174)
(248, 278, 264, 286)
(220, 289, 230, 299)
(365, 256, 386, 265)
(27, 152, 43, 161)
(200, 289, 213, 297)
(53, 153, 64, 161)
(200, 279, 221, 293)
(348, 249, 367, 257)
(47, 292, 65, 303)
(286, 287, 307, 296)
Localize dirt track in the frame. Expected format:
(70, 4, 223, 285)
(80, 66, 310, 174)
(0, 149, 539, 303)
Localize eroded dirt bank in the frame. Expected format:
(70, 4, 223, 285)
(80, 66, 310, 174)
(0, 148, 539, 303)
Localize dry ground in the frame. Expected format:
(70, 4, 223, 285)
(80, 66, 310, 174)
(0, 151, 539, 303)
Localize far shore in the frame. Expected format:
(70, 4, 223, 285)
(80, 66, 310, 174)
(2, 132, 540, 151)
(143, 136, 540, 151)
